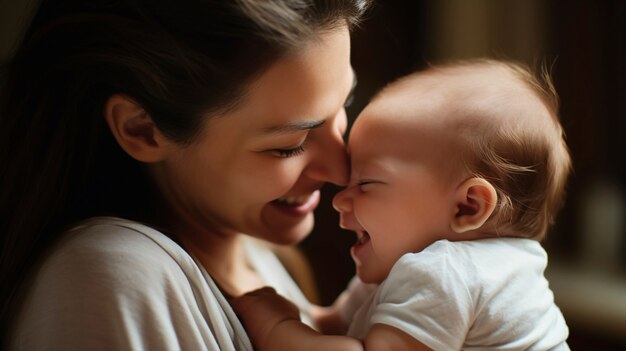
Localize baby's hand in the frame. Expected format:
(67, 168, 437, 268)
(230, 287, 301, 349)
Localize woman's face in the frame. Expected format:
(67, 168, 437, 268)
(154, 27, 353, 245)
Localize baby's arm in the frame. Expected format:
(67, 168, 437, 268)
(365, 324, 432, 351)
(231, 287, 431, 351)
(231, 287, 360, 350)
(311, 304, 349, 335)
(313, 276, 378, 335)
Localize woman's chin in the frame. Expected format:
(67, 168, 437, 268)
(256, 210, 315, 245)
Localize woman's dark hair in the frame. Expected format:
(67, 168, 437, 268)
(0, 0, 370, 341)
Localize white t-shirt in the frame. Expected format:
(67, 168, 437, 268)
(344, 238, 570, 351)
(10, 217, 312, 351)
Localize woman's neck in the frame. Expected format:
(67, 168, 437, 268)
(171, 222, 265, 297)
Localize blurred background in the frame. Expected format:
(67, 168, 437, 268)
(301, 1, 626, 350)
(1, 0, 624, 349)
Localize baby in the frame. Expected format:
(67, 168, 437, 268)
(232, 59, 571, 351)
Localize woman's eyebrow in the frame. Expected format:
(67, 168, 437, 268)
(259, 69, 355, 136)
(261, 119, 326, 135)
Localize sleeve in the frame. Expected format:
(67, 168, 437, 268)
(334, 276, 378, 325)
(11, 225, 223, 351)
(369, 243, 475, 351)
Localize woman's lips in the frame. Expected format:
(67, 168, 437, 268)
(270, 190, 321, 216)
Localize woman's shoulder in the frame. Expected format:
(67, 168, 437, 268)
(12, 217, 226, 350)
(63, 216, 180, 252)
(25, 217, 202, 302)
(52, 216, 190, 278)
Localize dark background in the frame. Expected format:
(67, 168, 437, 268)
(302, 1, 626, 350)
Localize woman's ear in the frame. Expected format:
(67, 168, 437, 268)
(450, 177, 497, 233)
(104, 94, 173, 162)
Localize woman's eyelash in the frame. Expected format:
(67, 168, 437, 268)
(275, 145, 305, 158)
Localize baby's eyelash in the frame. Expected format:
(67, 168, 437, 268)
(275, 145, 305, 158)
(355, 179, 385, 191)
(357, 179, 376, 186)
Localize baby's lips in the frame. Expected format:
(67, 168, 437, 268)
(338, 212, 365, 232)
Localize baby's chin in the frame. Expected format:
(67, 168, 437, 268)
(355, 266, 387, 285)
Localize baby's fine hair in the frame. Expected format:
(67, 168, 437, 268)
(445, 59, 571, 240)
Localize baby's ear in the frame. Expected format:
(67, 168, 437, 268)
(450, 177, 497, 233)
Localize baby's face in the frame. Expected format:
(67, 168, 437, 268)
(332, 83, 461, 284)
(334, 64, 551, 284)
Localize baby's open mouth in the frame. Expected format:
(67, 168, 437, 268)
(355, 231, 370, 246)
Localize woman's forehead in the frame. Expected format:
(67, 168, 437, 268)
(235, 27, 353, 128)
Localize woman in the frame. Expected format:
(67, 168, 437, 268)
(0, 0, 370, 349)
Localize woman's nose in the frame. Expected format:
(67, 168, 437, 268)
(305, 113, 349, 186)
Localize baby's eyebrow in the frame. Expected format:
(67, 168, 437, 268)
(260, 119, 326, 135)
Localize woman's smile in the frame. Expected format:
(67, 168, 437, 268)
(271, 190, 321, 216)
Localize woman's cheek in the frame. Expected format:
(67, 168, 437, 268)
(278, 157, 310, 181)
(252, 160, 307, 198)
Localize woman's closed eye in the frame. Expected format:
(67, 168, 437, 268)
(272, 144, 305, 158)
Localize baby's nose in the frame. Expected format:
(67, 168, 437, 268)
(332, 187, 353, 214)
